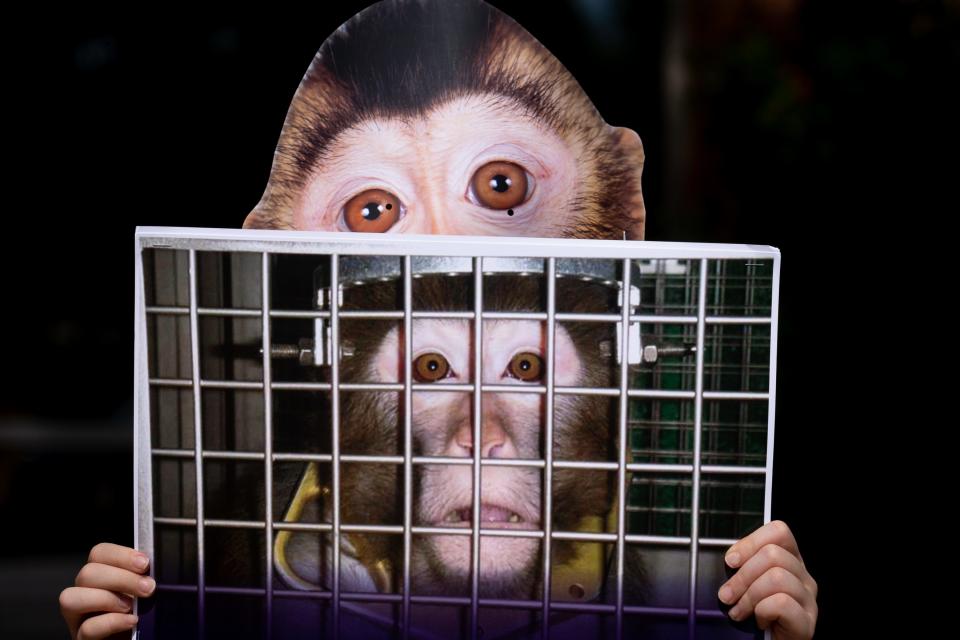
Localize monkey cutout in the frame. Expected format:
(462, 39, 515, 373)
(242, 0, 646, 240)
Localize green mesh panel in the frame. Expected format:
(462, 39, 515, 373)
(628, 259, 772, 540)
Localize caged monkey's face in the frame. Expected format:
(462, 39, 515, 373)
(338, 276, 617, 595)
(372, 318, 583, 584)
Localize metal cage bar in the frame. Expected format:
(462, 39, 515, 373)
(470, 257, 483, 640)
(150, 449, 766, 476)
(147, 378, 767, 398)
(330, 254, 343, 636)
(145, 304, 769, 327)
(150, 516, 743, 546)
(687, 259, 709, 638)
(188, 249, 207, 638)
(261, 252, 275, 636)
(614, 258, 633, 640)
(402, 255, 414, 639)
(539, 257, 557, 639)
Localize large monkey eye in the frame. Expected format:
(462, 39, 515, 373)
(469, 161, 530, 210)
(507, 352, 543, 382)
(342, 188, 402, 232)
(413, 352, 451, 382)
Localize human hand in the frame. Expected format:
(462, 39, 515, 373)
(59, 542, 155, 640)
(716, 520, 818, 639)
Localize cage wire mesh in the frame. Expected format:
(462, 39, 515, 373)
(134, 228, 778, 640)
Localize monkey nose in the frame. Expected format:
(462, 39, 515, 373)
(454, 421, 510, 458)
(456, 423, 508, 458)
(459, 438, 506, 459)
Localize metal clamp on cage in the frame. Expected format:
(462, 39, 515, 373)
(312, 256, 646, 367)
(265, 257, 697, 368)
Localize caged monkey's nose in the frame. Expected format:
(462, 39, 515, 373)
(461, 440, 505, 458)
(456, 421, 509, 458)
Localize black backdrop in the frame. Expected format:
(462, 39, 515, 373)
(2, 1, 956, 637)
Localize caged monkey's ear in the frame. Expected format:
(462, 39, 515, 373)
(609, 126, 646, 241)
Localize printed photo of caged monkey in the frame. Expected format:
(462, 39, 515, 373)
(133, 229, 783, 640)
(60, 1, 817, 639)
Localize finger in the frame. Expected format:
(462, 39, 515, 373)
(76, 612, 138, 640)
(75, 562, 156, 598)
(754, 592, 816, 639)
(60, 586, 134, 636)
(718, 543, 815, 607)
(724, 520, 801, 568)
(88, 543, 150, 574)
(728, 565, 813, 624)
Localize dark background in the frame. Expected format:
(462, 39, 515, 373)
(2, 0, 955, 637)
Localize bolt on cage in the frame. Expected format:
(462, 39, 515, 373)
(134, 227, 779, 640)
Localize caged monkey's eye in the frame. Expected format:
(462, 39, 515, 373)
(413, 352, 451, 382)
(468, 161, 531, 211)
(507, 352, 543, 382)
(342, 188, 402, 232)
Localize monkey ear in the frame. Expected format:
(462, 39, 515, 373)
(609, 126, 646, 240)
(242, 198, 293, 230)
(241, 209, 265, 229)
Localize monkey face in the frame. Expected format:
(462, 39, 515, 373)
(243, 0, 646, 240)
(332, 275, 617, 598)
(288, 95, 581, 237)
(365, 319, 586, 590)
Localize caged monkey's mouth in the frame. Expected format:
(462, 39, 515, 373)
(438, 502, 537, 530)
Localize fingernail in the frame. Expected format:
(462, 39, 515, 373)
(139, 577, 156, 595)
(125, 614, 139, 626)
(718, 585, 734, 604)
(117, 595, 133, 611)
(725, 551, 741, 567)
(133, 554, 149, 570)
(728, 605, 741, 621)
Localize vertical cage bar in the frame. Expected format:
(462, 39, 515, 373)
(402, 255, 414, 639)
(539, 258, 557, 640)
(740, 263, 755, 463)
(614, 259, 633, 640)
(737, 262, 755, 531)
(681, 260, 696, 535)
(188, 249, 206, 638)
(687, 258, 709, 639)
(261, 252, 274, 638)
(470, 257, 484, 640)
(330, 254, 342, 637)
